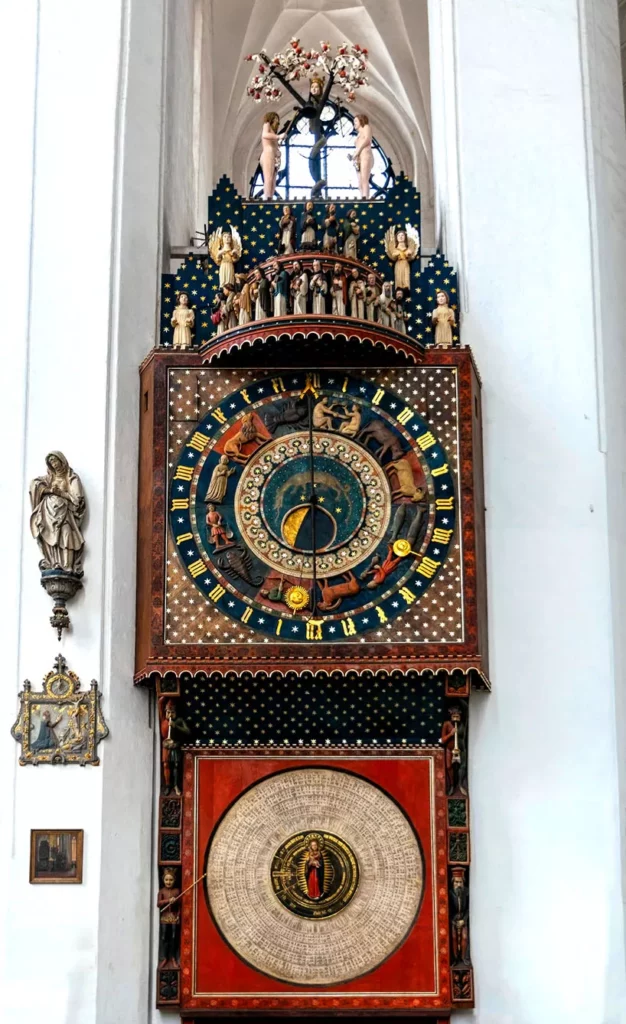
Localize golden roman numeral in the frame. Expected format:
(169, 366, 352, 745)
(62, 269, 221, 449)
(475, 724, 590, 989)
(211, 408, 227, 424)
(173, 465, 193, 481)
(372, 388, 385, 405)
(432, 528, 454, 543)
(176, 532, 193, 544)
(306, 618, 324, 640)
(341, 618, 356, 636)
(435, 497, 454, 510)
(240, 389, 251, 404)
(416, 557, 441, 579)
(170, 498, 189, 510)
(416, 431, 436, 451)
(397, 407, 414, 425)
(188, 559, 207, 578)
(275, 618, 283, 635)
(399, 587, 417, 604)
(431, 463, 449, 477)
(187, 431, 210, 452)
(208, 583, 225, 600)
(342, 376, 349, 393)
(241, 606, 253, 623)
(376, 606, 388, 623)
(271, 377, 285, 393)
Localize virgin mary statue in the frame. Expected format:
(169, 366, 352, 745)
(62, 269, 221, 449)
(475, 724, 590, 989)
(29, 452, 86, 574)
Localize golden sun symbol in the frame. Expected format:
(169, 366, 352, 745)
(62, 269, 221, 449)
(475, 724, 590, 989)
(285, 585, 309, 612)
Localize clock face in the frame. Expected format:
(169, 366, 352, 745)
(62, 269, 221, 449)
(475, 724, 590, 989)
(168, 371, 455, 642)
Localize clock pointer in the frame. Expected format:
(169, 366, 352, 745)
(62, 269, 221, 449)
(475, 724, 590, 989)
(300, 375, 319, 617)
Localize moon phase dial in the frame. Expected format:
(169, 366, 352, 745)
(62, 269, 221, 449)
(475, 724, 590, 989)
(169, 371, 457, 643)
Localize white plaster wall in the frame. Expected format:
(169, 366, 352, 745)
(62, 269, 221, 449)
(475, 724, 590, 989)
(163, 0, 196, 255)
(0, 0, 168, 1021)
(427, 0, 626, 1021)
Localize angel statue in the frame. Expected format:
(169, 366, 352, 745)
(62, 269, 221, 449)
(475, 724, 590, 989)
(384, 224, 420, 292)
(208, 226, 242, 289)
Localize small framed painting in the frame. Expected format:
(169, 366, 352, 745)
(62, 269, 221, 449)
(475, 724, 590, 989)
(30, 829, 84, 884)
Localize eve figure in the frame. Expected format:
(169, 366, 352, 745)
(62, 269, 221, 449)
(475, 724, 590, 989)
(260, 111, 284, 200)
(30, 452, 85, 573)
(171, 291, 195, 350)
(350, 113, 373, 199)
(432, 289, 456, 348)
(310, 259, 328, 314)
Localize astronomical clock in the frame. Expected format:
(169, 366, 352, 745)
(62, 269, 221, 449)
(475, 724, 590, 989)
(137, 172, 488, 1020)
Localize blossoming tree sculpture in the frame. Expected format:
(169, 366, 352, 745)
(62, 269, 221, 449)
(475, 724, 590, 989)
(245, 39, 370, 197)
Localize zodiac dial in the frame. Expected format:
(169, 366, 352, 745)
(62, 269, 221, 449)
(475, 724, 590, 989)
(168, 371, 456, 642)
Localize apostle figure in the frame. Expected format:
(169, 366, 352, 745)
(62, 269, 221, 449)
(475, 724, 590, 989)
(271, 260, 291, 317)
(304, 837, 325, 899)
(331, 262, 348, 316)
(205, 454, 235, 504)
(310, 259, 328, 314)
(235, 273, 251, 326)
(160, 698, 190, 795)
(253, 267, 272, 320)
(30, 452, 86, 574)
(212, 290, 226, 333)
(365, 273, 380, 321)
(348, 268, 365, 319)
(260, 111, 285, 200)
(322, 202, 338, 253)
(171, 291, 195, 350)
(441, 705, 468, 796)
(378, 281, 395, 328)
(432, 289, 456, 348)
(350, 113, 373, 199)
(222, 282, 238, 330)
(300, 200, 319, 251)
(278, 204, 297, 254)
(291, 260, 309, 314)
(342, 208, 360, 259)
(393, 287, 409, 333)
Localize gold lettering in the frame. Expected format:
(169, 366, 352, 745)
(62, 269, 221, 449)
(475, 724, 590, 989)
(240, 389, 251, 405)
(208, 583, 225, 600)
(416, 556, 441, 579)
(271, 377, 285, 393)
(435, 497, 454, 510)
(211, 408, 227, 424)
(305, 618, 324, 640)
(241, 606, 253, 623)
(275, 618, 283, 636)
(342, 376, 349, 393)
(372, 388, 385, 405)
(397, 407, 414, 425)
(170, 498, 189, 510)
(341, 618, 357, 636)
(186, 431, 210, 452)
(173, 465, 193, 481)
(416, 430, 436, 451)
(431, 463, 449, 477)
(188, 559, 207, 578)
(176, 532, 193, 544)
(376, 606, 388, 623)
(399, 587, 417, 604)
(432, 528, 454, 543)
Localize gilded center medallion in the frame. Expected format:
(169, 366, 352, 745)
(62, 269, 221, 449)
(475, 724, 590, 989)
(234, 431, 391, 579)
(271, 831, 359, 919)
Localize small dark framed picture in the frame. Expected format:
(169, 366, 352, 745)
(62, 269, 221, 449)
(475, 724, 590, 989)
(30, 829, 84, 884)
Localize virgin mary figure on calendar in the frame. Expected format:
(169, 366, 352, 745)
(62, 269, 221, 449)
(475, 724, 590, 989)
(303, 836, 325, 899)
